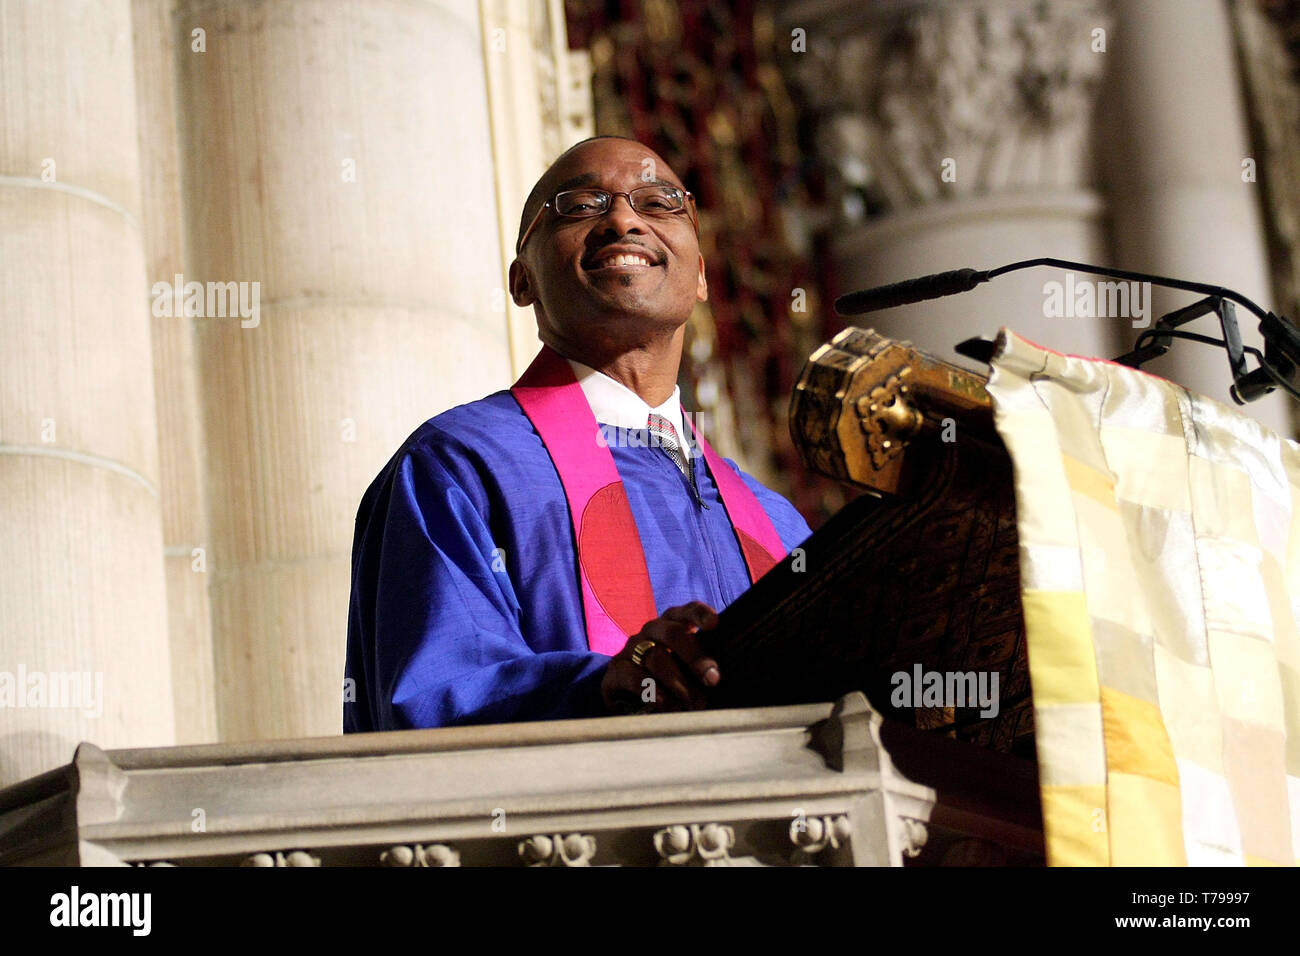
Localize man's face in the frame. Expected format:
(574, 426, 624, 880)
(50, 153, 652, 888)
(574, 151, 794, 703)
(510, 139, 708, 357)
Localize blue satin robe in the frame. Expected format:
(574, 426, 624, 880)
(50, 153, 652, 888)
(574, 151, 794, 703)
(343, 391, 813, 732)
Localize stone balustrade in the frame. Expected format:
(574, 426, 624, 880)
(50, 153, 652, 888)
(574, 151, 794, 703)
(0, 693, 1042, 867)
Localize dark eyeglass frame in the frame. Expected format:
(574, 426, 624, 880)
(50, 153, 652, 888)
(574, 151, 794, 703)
(516, 185, 699, 254)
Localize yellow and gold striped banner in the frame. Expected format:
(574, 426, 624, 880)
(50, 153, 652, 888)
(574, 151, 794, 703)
(988, 329, 1299, 866)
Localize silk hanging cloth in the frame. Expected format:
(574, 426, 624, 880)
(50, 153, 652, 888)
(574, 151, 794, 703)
(988, 328, 1300, 866)
(511, 345, 785, 656)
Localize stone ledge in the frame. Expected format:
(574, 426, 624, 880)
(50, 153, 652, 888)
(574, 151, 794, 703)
(0, 693, 1041, 867)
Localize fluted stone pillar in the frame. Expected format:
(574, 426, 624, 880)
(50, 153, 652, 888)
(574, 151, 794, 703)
(480, 0, 594, 375)
(1101, 0, 1291, 433)
(782, 0, 1119, 366)
(0, 0, 176, 784)
(131, 0, 218, 745)
(173, 0, 514, 740)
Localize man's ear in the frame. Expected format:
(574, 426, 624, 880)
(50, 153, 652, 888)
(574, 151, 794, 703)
(509, 258, 536, 307)
(696, 253, 708, 302)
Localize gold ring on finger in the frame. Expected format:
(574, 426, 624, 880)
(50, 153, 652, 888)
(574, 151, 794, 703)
(630, 639, 658, 668)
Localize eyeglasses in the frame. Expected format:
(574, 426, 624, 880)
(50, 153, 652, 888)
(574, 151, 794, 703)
(516, 184, 698, 254)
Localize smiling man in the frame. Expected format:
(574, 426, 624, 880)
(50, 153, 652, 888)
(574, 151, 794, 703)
(344, 136, 812, 732)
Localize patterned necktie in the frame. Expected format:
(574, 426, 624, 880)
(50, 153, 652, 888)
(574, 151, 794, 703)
(647, 412, 691, 479)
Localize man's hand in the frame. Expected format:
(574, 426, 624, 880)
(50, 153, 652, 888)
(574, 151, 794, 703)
(601, 601, 720, 714)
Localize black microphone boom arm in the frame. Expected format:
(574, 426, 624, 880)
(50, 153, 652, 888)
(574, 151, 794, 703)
(833, 257, 1300, 407)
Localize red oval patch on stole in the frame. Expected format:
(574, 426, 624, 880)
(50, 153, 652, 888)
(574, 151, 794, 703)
(737, 528, 779, 580)
(579, 482, 658, 637)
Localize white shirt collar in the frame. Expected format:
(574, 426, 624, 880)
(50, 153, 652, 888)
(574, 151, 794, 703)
(566, 357, 689, 442)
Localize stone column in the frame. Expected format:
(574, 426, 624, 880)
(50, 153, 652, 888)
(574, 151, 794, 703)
(131, 0, 218, 745)
(0, 0, 175, 784)
(173, 0, 514, 741)
(481, 0, 552, 375)
(1101, 0, 1291, 433)
(480, 0, 594, 376)
(782, 0, 1117, 369)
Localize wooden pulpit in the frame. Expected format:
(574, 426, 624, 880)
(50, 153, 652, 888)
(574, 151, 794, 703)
(706, 327, 1043, 863)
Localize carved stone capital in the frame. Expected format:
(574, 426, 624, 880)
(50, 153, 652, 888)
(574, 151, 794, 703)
(781, 0, 1112, 213)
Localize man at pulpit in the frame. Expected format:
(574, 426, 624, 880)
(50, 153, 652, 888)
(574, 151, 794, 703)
(344, 136, 811, 732)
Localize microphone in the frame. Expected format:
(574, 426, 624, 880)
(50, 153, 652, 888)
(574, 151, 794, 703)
(833, 268, 990, 315)
(831, 256, 1300, 406)
(836, 257, 1268, 321)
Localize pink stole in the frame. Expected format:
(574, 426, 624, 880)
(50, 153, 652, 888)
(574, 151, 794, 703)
(510, 345, 786, 655)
